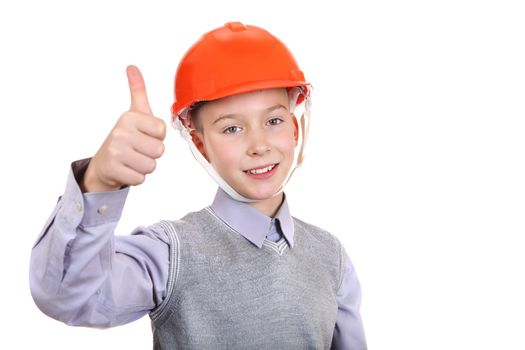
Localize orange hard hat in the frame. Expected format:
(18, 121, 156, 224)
(171, 21, 311, 119)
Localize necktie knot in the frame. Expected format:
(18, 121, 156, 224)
(266, 219, 282, 242)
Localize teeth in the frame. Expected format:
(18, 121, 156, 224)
(247, 164, 275, 175)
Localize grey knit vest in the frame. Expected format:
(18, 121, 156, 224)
(150, 207, 344, 349)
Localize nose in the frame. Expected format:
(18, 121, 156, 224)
(247, 129, 271, 156)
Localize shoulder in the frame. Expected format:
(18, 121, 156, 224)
(292, 216, 344, 266)
(150, 207, 219, 241)
(292, 216, 342, 248)
(155, 207, 212, 227)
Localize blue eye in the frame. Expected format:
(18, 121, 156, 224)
(224, 126, 241, 134)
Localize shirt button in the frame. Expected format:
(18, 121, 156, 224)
(75, 201, 82, 212)
(97, 205, 108, 215)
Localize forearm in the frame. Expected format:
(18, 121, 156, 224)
(30, 159, 129, 323)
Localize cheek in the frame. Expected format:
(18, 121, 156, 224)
(275, 129, 298, 155)
(206, 138, 240, 168)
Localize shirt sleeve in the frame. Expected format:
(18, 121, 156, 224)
(29, 158, 170, 328)
(331, 245, 368, 350)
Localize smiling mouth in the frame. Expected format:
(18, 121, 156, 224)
(244, 164, 277, 175)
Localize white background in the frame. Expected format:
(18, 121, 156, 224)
(1, 0, 524, 349)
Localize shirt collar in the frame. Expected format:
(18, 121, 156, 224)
(210, 188, 295, 249)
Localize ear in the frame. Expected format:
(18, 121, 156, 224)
(190, 131, 209, 161)
(292, 114, 299, 146)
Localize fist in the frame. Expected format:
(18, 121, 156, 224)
(82, 66, 167, 192)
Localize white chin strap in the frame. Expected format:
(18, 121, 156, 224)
(172, 87, 311, 203)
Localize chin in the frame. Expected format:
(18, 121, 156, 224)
(243, 191, 273, 201)
(240, 186, 282, 201)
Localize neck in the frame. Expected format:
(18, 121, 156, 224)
(247, 192, 284, 217)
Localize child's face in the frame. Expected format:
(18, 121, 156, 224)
(192, 88, 298, 201)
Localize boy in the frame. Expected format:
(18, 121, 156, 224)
(30, 22, 367, 349)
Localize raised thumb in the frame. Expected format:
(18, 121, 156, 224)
(127, 65, 153, 114)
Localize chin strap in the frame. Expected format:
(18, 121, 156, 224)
(172, 87, 311, 203)
(283, 89, 311, 187)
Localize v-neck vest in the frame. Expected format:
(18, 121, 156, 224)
(150, 207, 343, 349)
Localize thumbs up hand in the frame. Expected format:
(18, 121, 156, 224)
(81, 66, 167, 193)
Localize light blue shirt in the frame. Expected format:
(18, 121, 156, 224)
(30, 158, 366, 349)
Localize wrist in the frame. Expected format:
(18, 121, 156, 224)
(81, 165, 122, 193)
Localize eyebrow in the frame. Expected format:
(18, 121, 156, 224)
(212, 104, 288, 125)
